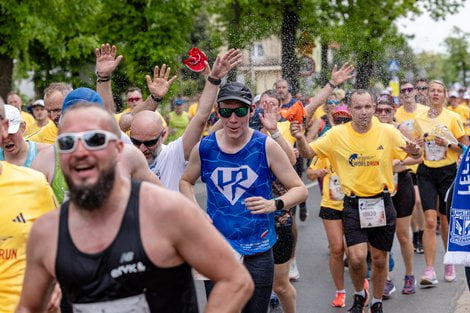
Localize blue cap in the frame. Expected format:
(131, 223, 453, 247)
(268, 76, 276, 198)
(174, 98, 184, 106)
(62, 87, 104, 113)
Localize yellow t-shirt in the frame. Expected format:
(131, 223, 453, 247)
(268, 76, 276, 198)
(26, 121, 58, 144)
(309, 119, 407, 196)
(309, 156, 344, 210)
(414, 108, 466, 168)
(188, 102, 198, 118)
(447, 104, 470, 135)
(395, 103, 428, 173)
(21, 111, 36, 137)
(277, 121, 296, 147)
(312, 106, 326, 121)
(0, 162, 56, 311)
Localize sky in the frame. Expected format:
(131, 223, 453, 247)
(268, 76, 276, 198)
(396, 1, 470, 54)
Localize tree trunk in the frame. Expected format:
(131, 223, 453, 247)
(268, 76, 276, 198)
(462, 61, 467, 85)
(320, 41, 329, 86)
(355, 50, 373, 89)
(227, 0, 242, 82)
(281, 1, 300, 94)
(0, 54, 13, 101)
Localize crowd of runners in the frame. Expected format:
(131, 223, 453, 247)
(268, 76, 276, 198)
(1, 43, 469, 313)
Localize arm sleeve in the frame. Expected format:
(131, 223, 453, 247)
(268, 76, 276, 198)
(309, 132, 332, 158)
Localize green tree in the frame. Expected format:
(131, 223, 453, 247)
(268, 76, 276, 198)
(444, 26, 470, 84)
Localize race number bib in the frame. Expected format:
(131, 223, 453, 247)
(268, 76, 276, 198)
(424, 140, 446, 161)
(72, 294, 150, 313)
(328, 174, 344, 201)
(358, 198, 386, 228)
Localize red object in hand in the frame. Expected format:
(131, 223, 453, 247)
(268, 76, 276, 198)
(280, 101, 306, 124)
(183, 48, 208, 72)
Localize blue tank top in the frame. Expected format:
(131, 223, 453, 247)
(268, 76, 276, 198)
(199, 130, 276, 255)
(0, 141, 38, 167)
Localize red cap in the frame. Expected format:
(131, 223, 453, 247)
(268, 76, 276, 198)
(183, 48, 208, 72)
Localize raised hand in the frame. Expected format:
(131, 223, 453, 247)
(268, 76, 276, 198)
(95, 43, 123, 77)
(330, 63, 355, 86)
(145, 64, 177, 99)
(259, 100, 280, 133)
(400, 140, 421, 156)
(290, 121, 305, 139)
(210, 49, 243, 79)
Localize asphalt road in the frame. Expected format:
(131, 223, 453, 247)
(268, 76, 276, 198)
(193, 179, 468, 313)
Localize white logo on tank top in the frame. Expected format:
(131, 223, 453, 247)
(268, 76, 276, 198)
(211, 165, 258, 205)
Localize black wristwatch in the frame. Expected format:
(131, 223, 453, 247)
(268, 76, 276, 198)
(274, 198, 285, 211)
(207, 76, 221, 85)
(151, 94, 163, 102)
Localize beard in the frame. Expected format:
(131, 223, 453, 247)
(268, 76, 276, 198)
(65, 165, 116, 211)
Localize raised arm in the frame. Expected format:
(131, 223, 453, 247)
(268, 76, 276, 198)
(181, 49, 242, 160)
(259, 101, 296, 165)
(95, 43, 123, 113)
(305, 63, 355, 120)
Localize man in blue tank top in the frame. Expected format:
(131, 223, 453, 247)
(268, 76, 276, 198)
(180, 82, 308, 313)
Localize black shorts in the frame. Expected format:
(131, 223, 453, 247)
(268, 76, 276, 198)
(392, 171, 415, 218)
(343, 193, 396, 252)
(273, 225, 295, 264)
(410, 172, 417, 186)
(319, 206, 343, 220)
(417, 163, 457, 215)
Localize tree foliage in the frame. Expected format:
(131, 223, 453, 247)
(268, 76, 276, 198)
(444, 26, 470, 84)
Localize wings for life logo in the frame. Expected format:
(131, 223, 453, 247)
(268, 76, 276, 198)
(211, 165, 258, 205)
(450, 209, 470, 246)
(348, 153, 380, 167)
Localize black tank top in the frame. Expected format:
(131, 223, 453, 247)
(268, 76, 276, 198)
(56, 181, 198, 313)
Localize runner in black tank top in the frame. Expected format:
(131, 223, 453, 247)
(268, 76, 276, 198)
(56, 181, 198, 313)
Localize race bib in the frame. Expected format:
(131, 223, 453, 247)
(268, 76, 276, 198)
(72, 294, 150, 313)
(358, 198, 386, 228)
(424, 140, 446, 161)
(328, 174, 344, 201)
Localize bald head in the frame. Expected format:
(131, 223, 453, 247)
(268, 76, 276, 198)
(131, 111, 164, 135)
(60, 102, 121, 136)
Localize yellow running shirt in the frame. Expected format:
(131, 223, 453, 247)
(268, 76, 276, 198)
(309, 156, 344, 210)
(309, 119, 407, 197)
(414, 108, 466, 168)
(27, 121, 58, 144)
(0, 162, 56, 312)
(20, 111, 37, 137)
(447, 104, 470, 135)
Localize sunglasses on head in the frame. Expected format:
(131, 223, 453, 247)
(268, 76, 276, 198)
(327, 99, 340, 105)
(375, 108, 393, 114)
(416, 86, 428, 91)
(218, 106, 250, 118)
(400, 87, 414, 94)
(130, 133, 162, 148)
(56, 130, 119, 154)
(127, 97, 142, 103)
(333, 116, 351, 124)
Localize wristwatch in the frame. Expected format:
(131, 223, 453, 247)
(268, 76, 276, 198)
(207, 76, 221, 85)
(274, 198, 285, 211)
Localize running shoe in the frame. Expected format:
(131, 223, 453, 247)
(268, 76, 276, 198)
(444, 264, 456, 282)
(270, 292, 280, 309)
(402, 275, 416, 294)
(299, 202, 308, 221)
(289, 259, 300, 281)
(415, 241, 424, 254)
(347, 289, 369, 313)
(419, 267, 438, 288)
(382, 280, 396, 299)
(331, 292, 346, 308)
(369, 301, 383, 313)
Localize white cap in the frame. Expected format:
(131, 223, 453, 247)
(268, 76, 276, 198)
(4, 104, 23, 134)
(464, 93, 470, 100)
(449, 90, 459, 98)
(32, 99, 45, 107)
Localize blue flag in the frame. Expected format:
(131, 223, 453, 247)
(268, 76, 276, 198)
(445, 147, 470, 266)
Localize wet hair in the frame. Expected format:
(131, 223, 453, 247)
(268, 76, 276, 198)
(44, 82, 73, 99)
(428, 80, 448, 102)
(349, 89, 372, 105)
(415, 77, 428, 84)
(400, 80, 413, 87)
(60, 102, 121, 137)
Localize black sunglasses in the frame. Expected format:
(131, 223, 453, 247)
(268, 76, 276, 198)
(130, 133, 162, 147)
(218, 107, 250, 118)
(400, 87, 414, 94)
(333, 117, 351, 124)
(416, 86, 428, 91)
